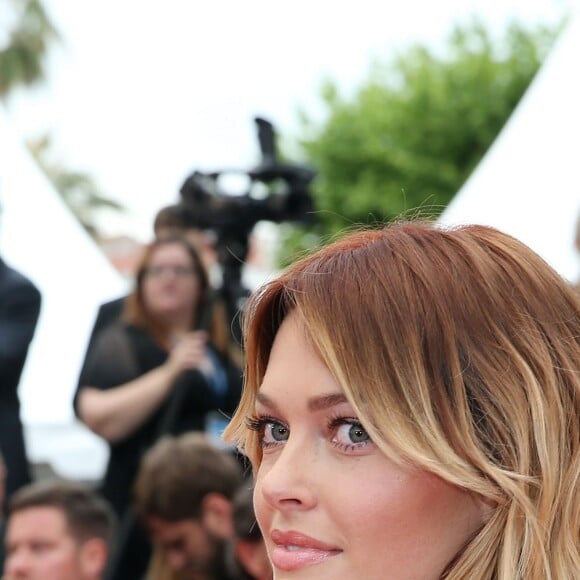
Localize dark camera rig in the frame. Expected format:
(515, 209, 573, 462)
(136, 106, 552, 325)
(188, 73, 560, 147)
(177, 117, 317, 341)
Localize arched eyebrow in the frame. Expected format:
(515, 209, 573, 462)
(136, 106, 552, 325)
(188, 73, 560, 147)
(256, 392, 348, 412)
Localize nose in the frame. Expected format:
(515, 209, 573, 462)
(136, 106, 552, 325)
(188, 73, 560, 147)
(257, 435, 318, 512)
(4, 548, 31, 576)
(166, 548, 187, 572)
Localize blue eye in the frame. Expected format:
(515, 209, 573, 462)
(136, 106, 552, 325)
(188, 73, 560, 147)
(246, 416, 289, 448)
(345, 423, 369, 443)
(265, 422, 289, 443)
(330, 418, 372, 451)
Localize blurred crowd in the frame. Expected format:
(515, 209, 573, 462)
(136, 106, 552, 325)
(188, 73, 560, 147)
(1, 197, 579, 579)
(0, 203, 272, 579)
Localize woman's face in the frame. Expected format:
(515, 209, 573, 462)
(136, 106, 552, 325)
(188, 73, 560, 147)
(142, 243, 200, 322)
(252, 312, 485, 580)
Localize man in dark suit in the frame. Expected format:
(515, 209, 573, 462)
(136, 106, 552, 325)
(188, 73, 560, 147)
(0, 256, 41, 512)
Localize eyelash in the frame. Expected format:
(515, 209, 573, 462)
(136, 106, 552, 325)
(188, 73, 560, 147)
(246, 415, 284, 450)
(328, 414, 372, 452)
(246, 413, 372, 453)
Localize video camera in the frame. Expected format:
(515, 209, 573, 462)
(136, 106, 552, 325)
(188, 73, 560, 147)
(179, 116, 316, 252)
(177, 117, 317, 337)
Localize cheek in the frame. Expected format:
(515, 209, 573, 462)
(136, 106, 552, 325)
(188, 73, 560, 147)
(334, 464, 416, 531)
(253, 472, 272, 533)
(43, 550, 76, 572)
(387, 471, 481, 534)
(351, 470, 449, 530)
(141, 283, 158, 306)
(253, 478, 266, 523)
(342, 469, 483, 572)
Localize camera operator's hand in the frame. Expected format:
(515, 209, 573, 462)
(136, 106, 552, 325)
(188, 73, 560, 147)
(166, 331, 215, 378)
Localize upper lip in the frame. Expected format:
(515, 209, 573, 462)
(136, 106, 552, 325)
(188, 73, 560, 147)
(271, 529, 342, 552)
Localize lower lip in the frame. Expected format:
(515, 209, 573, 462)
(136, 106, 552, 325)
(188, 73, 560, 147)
(270, 545, 341, 571)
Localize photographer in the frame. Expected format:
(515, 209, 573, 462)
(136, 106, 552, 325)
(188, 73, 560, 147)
(75, 236, 242, 578)
(78, 203, 222, 359)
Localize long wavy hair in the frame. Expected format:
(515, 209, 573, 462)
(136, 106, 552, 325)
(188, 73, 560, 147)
(224, 222, 580, 579)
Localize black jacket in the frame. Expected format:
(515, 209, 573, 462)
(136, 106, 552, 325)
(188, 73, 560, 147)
(0, 257, 41, 506)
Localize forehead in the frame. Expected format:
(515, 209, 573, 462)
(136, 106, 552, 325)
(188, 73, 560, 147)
(149, 243, 192, 263)
(8, 506, 71, 540)
(258, 312, 344, 402)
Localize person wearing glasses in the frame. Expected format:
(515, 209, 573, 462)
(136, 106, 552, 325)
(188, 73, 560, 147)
(75, 236, 242, 578)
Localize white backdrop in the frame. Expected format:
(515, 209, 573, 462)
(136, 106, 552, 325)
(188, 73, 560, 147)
(0, 108, 127, 477)
(439, 10, 580, 283)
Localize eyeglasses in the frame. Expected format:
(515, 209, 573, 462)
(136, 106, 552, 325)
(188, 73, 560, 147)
(144, 265, 195, 278)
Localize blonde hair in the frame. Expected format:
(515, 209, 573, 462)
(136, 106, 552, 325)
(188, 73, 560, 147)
(224, 222, 580, 579)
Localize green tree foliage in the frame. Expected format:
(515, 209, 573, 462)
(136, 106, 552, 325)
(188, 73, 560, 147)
(27, 135, 125, 239)
(0, 0, 58, 98)
(283, 19, 559, 262)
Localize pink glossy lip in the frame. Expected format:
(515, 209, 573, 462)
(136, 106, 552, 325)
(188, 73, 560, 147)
(270, 529, 342, 571)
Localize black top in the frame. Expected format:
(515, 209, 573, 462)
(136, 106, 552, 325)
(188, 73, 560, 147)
(76, 322, 243, 517)
(0, 257, 41, 508)
(0, 258, 42, 406)
(84, 295, 126, 357)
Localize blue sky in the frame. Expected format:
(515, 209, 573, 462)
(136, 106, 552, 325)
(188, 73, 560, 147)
(4, 0, 571, 240)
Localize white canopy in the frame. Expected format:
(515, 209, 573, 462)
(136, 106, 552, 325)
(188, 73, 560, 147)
(0, 108, 127, 477)
(439, 9, 580, 284)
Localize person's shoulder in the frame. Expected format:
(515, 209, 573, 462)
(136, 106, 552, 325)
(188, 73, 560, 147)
(96, 319, 131, 342)
(0, 260, 40, 298)
(96, 320, 149, 352)
(87, 295, 127, 342)
(99, 295, 126, 311)
(85, 321, 137, 369)
(0, 266, 41, 313)
(97, 295, 127, 319)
